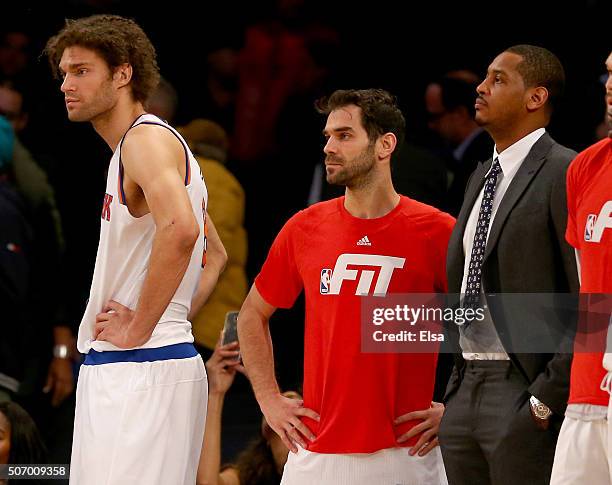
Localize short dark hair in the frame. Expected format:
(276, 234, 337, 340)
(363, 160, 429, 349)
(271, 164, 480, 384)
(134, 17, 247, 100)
(316, 88, 406, 149)
(44, 14, 160, 103)
(0, 401, 47, 465)
(505, 44, 565, 113)
(436, 76, 479, 118)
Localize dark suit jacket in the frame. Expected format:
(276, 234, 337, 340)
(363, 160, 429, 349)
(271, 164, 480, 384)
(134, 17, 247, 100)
(444, 132, 579, 416)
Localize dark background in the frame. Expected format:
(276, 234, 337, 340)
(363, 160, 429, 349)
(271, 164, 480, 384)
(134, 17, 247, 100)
(2, 0, 609, 464)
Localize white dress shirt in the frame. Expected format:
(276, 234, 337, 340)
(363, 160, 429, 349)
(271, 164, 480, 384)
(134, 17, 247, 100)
(461, 127, 546, 360)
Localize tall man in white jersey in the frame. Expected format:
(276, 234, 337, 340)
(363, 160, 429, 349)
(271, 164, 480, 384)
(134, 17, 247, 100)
(45, 15, 226, 485)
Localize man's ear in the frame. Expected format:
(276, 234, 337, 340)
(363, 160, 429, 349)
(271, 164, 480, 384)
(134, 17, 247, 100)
(377, 132, 397, 160)
(526, 86, 549, 112)
(114, 63, 133, 88)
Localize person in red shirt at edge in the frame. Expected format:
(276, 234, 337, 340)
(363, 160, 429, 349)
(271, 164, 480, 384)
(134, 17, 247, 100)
(551, 50, 612, 485)
(237, 89, 454, 485)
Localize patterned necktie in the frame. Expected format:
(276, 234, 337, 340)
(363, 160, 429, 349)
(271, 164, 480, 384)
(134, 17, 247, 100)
(464, 158, 502, 310)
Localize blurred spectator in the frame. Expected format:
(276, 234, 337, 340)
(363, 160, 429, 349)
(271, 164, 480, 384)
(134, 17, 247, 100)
(197, 340, 300, 485)
(145, 76, 178, 124)
(201, 47, 239, 133)
(0, 31, 31, 84)
(0, 110, 74, 470)
(0, 115, 30, 403)
(0, 401, 48, 484)
(424, 71, 492, 215)
(179, 119, 248, 355)
(232, 0, 339, 163)
(0, 82, 64, 251)
(0, 82, 73, 407)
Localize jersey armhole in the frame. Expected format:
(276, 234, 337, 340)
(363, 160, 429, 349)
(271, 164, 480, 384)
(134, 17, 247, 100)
(117, 119, 191, 205)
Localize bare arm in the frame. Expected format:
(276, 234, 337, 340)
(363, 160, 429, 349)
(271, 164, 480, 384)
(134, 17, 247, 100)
(95, 126, 199, 348)
(238, 285, 319, 452)
(237, 285, 279, 402)
(189, 214, 228, 320)
(196, 341, 243, 485)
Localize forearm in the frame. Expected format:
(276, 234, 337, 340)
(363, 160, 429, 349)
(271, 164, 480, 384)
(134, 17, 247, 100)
(238, 307, 279, 403)
(197, 392, 225, 485)
(189, 214, 228, 320)
(128, 223, 197, 345)
(189, 264, 223, 320)
(53, 325, 74, 347)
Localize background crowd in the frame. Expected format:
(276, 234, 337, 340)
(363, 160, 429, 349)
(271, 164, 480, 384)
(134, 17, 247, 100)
(0, 0, 609, 483)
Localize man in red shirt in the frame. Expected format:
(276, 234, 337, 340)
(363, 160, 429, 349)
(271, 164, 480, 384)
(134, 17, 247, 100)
(551, 50, 612, 485)
(238, 89, 454, 484)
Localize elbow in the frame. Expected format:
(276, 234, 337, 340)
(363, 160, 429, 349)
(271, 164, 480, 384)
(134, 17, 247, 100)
(208, 240, 228, 274)
(173, 219, 200, 252)
(217, 244, 228, 274)
(196, 479, 216, 485)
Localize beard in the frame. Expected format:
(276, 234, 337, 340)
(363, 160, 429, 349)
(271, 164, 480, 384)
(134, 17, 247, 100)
(325, 144, 376, 188)
(607, 104, 612, 138)
(67, 79, 116, 122)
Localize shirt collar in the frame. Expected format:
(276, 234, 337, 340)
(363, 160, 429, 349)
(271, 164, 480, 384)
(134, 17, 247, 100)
(491, 127, 546, 177)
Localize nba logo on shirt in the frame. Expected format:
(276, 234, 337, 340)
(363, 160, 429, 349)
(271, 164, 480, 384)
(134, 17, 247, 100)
(320, 269, 332, 294)
(584, 214, 597, 241)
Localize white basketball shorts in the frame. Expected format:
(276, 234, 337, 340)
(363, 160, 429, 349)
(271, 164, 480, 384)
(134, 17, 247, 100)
(281, 445, 448, 485)
(70, 343, 207, 485)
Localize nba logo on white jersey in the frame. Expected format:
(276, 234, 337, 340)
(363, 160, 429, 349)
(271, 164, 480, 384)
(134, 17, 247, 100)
(584, 214, 597, 241)
(320, 269, 332, 294)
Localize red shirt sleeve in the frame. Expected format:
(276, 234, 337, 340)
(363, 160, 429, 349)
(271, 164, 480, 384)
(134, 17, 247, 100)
(565, 157, 580, 250)
(255, 213, 304, 308)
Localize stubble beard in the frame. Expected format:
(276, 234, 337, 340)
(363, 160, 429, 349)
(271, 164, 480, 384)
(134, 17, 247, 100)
(68, 80, 115, 123)
(326, 144, 376, 188)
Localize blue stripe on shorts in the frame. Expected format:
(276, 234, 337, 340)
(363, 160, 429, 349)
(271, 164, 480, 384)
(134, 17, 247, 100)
(83, 342, 198, 365)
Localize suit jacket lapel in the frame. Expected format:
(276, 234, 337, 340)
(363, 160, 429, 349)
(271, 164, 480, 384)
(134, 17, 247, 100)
(483, 133, 553, 261)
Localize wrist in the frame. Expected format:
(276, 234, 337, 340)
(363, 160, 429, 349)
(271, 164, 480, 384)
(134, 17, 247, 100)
(208, 391, 226, 402)
(257, 389, 282, 407)
(125, 319, 151, 347)
(53, 344, 71, 360)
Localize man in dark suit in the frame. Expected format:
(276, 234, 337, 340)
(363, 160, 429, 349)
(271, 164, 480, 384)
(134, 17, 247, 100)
(425, 71, 493, 216)
(438, 45, 579, 485)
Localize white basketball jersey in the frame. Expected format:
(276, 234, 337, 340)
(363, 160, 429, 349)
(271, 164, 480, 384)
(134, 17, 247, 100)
(78, 114, 208, 353)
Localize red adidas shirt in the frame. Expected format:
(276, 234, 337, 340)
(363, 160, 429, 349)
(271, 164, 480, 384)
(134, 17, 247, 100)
(255, 196, 455, 453)
(566, 138, 612, 406)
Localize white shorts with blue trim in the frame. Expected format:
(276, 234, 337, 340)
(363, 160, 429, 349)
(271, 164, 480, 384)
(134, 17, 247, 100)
(69, 343, 207, 485)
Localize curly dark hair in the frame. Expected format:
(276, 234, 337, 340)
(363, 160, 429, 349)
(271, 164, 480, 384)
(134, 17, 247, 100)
(44, 14, 160, 103)
(233, 437, 281, 485)
(315, 88, 406, 149)
(0, 401, 48, 484)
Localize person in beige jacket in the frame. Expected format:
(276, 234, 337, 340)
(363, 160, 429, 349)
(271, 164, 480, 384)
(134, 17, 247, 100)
(179, 119, 248, 354)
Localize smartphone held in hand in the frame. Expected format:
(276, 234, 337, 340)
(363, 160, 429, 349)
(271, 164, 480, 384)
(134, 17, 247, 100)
(221, 311, 240, 361)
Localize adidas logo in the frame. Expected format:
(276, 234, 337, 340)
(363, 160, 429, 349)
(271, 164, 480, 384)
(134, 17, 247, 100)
(356, 235, 372, 246)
